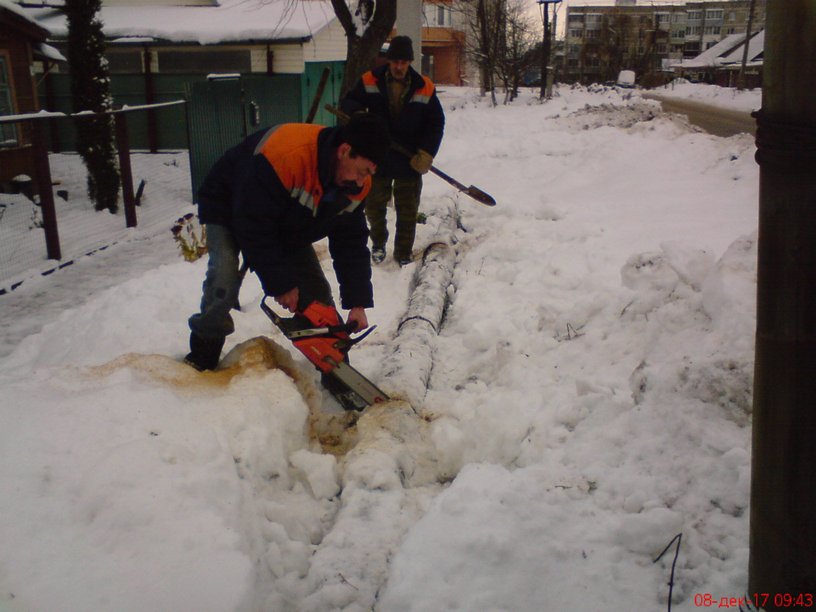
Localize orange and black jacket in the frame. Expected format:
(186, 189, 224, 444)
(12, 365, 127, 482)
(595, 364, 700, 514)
(196, 123, 373, 309)
(341, 64, 444, 179)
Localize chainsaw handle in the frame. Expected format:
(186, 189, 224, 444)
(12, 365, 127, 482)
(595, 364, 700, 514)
(260, 296, 359, 336)
(309, 322, 359, 336)
(260, 295, 284, 325)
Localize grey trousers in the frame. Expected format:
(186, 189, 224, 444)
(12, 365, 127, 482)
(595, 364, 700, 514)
(188, 223, 333, 343)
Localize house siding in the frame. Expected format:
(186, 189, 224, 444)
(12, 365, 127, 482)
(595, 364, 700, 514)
(0, 9, 46, 190)
(271, 44, 305, 74)
(304, 19, 346, 63)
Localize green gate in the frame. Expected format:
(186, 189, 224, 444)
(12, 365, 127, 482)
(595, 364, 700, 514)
(186, 74, 304, 201)
(185, 65, 344, 201)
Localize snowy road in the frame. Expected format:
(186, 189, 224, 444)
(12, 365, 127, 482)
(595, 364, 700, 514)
(643, 93, 757, 137)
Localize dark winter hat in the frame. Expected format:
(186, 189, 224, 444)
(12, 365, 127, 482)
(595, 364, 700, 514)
(386, 35, 414, 61)
(342, 112, 391, 166)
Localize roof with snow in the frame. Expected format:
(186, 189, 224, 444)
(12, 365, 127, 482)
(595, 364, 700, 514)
(18, 0, 339, 45)
(718, 29, 764, 67)
(680, 30, 764, 69)
(1, 0, 65, 59)
(0, 0, 49, 36)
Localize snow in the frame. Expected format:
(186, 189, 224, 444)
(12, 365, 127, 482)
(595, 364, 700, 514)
(0, 83, 761, 611)
(651, 79, 762, 112)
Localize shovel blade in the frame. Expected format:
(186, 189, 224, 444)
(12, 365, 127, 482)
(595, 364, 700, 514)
(465, 185, 497, 206)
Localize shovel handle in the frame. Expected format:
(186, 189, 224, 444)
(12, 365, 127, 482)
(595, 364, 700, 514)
(325, 104, 496, 206)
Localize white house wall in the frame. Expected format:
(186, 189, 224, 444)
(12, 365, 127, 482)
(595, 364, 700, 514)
(303, 19, 346, 63)
(271, 45, 305, 73)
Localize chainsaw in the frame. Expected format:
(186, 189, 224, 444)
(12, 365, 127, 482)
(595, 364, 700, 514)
(260, 297, 389, 410)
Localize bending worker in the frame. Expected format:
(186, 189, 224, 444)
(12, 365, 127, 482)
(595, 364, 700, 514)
(184, 113, 391, 377)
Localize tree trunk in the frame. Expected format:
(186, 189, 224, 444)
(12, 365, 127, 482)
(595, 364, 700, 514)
(331, 0, 397, 97)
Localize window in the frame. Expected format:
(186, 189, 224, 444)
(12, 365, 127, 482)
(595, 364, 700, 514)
(424, 3, 451, 27)
(0, 56, 18, 148)
(706, 9, 724, 21)
(569, 29, 584, 39)
(687, 10, 702, 21)
(585, 14, 602, 25)
(704, 26, 721, 35)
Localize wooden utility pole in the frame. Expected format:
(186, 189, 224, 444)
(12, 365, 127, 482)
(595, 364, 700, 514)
(749, 1, 816, 608)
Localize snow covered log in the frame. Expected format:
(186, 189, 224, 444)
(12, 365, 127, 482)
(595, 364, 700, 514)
(380, 205, 459, 409)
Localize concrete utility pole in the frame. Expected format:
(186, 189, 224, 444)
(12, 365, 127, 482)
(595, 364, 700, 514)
(395, 0, 422, 65)
(749, 1, 816, 608)
(737, 0, 757, 91)
(538, 0, 561, 100)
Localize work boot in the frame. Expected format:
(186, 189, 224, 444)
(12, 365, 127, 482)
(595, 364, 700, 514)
(397, 255, 412, 267)
(184, 333, 225, 371)
(371, 247, 386, 264)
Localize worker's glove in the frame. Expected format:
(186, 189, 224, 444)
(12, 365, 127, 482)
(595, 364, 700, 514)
(409, 149, 433, 175)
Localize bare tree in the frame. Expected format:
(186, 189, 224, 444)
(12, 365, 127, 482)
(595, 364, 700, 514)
(456, 0, 505, 104)
(496, 0, 537, 102)
(63, 0, 120, 213)
(331, 0, 397, 96)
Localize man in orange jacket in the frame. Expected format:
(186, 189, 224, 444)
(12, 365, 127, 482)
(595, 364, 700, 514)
(185, 113, 390, 373)
(341, 35, 445, 266)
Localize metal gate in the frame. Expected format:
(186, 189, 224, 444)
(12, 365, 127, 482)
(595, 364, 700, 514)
(186, 74, 303, 200)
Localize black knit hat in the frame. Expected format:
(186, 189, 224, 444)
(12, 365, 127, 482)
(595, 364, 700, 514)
(386, 35, 414, 61)
(342, 112, 391, 166)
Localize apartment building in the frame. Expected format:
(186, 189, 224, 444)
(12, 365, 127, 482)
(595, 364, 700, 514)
(563, 0, 765, 85)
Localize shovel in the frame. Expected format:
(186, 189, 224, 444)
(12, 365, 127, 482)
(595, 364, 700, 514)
(325, 104, 496, 207)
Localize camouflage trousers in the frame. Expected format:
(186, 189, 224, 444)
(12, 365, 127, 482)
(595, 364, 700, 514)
(364, 175, 423, 261)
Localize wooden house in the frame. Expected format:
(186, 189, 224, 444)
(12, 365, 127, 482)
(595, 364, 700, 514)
(0, 0, 63, 191)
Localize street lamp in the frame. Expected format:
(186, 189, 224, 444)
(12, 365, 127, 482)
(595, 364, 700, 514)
(538, 0, 562, 99)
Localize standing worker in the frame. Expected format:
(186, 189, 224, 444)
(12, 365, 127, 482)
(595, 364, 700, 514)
(341, 35, 445, 266)
(184, 113, 391, 391)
